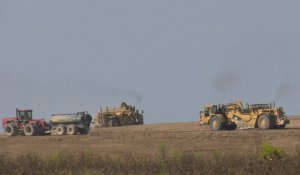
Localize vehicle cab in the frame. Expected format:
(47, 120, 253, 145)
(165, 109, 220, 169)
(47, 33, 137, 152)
(199, 105, 218, 125)
(19, 109, 33, 120)
(2, 109, 33, 128)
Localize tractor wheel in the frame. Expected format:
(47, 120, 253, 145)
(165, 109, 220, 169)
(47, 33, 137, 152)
(24, 123, 37, 136)
(67, 124, 78, 135)
(4, 123, 18, 137)
(33, 124, 43, 135)
(225, 123, 237, 130)
(56, 124, 66, 136)
(258, 115, 275, 130)
(78, 128, 89, 135)
(209, 116, 224, 131)
(12, 124, 18, 136)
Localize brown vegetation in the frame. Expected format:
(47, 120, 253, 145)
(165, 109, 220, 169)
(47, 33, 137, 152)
(0, 140, 299, 174)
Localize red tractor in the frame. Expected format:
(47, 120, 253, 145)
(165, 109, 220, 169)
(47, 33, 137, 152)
(2, 108, 52, 136)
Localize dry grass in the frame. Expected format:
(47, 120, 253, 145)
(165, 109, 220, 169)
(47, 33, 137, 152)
(0, 141, 299, 175)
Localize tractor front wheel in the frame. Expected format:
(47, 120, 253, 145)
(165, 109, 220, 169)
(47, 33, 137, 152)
(24, 123, 37, 136)
(209, 116, 224, 131)
(4, 123, 18, 137)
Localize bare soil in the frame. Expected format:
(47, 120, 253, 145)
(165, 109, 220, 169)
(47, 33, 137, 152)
(1, 116, 300, 159)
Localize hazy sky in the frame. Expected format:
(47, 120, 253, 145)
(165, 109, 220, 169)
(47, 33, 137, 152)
(1, 1, 300, 128)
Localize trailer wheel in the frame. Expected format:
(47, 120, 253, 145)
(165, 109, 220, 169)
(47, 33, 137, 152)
(56, 124, 66, 135)
(24, 123, 37, 136)
(67, 124, 78, 135)
(4, 123, 18, 137)
(258, 115, 275, 130)
(209, 116, 224, 131)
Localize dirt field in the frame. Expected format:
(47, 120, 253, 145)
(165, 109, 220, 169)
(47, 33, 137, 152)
(1, 116, 300, 159)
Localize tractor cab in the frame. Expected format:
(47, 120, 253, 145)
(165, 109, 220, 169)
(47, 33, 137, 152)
(199, 105, 217, 123)
(200, 105, 217, 117)
(199, 105, 227, 126)
(18, 110, 33, 120)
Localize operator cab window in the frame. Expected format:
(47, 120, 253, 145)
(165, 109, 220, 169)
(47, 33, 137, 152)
(204, 107, 210, 117)
(19, 111, 32, 120)
(212, 106, 217, 114)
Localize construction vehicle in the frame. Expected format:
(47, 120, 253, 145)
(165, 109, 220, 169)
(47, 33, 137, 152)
(49, 111, 92, 135)
(2, 108, 92, 136)
(199, 100, 290, 131)
(2, 108, 52, 136)
(92, 102, 144, 128)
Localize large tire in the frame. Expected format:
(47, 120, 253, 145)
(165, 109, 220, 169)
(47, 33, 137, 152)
(24, 123, 36, 136)
(67, 124, 78, 135)
(56, 124, 66, 136)
(258, 115, 275, 130)
(225, 123, 237, 130)
(209, 116, 224, 131)
(12, 124, 19, 136)
(4, 123, 18, 137)
(34, 124, 44, 135)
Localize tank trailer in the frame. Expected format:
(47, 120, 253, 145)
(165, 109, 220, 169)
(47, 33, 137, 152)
(49, 111, 92, 135)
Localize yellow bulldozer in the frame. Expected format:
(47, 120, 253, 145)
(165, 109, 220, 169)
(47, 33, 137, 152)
(199, 100, 290, 131)
(92, 102, 144, 128)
